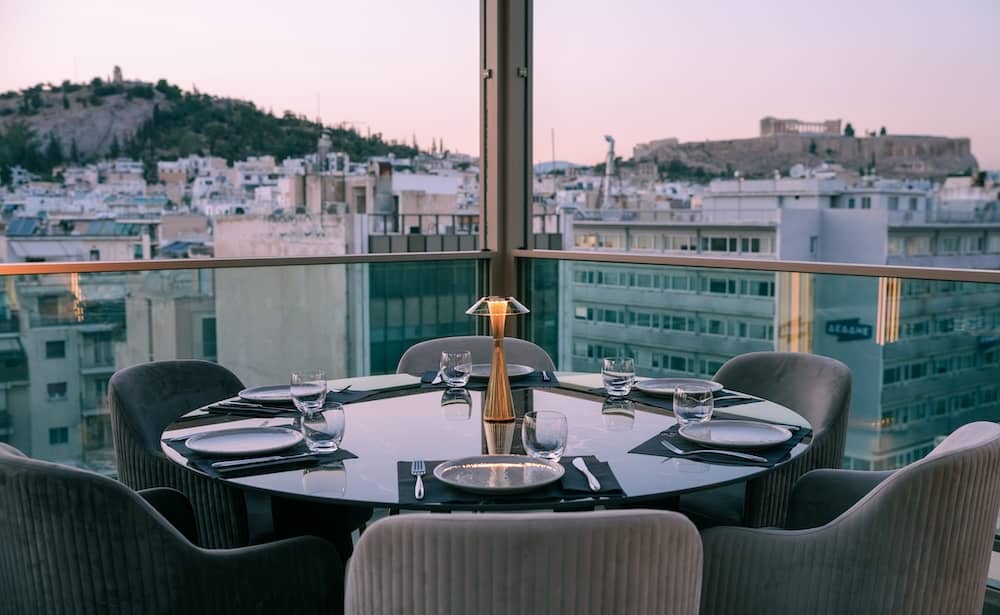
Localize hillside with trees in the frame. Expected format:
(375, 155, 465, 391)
(0, 77, 419, 183)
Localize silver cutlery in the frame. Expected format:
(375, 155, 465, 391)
(430, 371, 443, 385)
(411, 459, 426, 499)
(211, 452, 316, 469)
(572, 457, 601, 491)
(333, 384, 352, 393)
(541, 370, 551, 382)
(660, 439, 768, 463)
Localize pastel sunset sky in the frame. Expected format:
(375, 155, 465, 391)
(2, 0, 997, 167)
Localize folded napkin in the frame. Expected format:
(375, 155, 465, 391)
(629, 424, 810, 467)
(164, 437, 357, 479)
(420, 370, 560, 391)
(396, 455, 623, 507)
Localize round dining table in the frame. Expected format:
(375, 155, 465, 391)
(161, 372, 813, 515)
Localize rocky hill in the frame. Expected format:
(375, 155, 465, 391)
(633, 133, 978, 181)
(0, 77, 418, 181)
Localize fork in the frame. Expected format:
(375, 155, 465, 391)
(411, 460, 426, 500)
(660, 439, 768, 463)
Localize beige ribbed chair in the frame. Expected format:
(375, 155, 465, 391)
(681, 352, 851, 527)
(700, 421, 1000, 615)
(0, 443, 344, 615)
(396, 335, 556, 375)
(345, 510, 702, 615)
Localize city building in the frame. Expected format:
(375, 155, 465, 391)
(557, 175, 1000, 471)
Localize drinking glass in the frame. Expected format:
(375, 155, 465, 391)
(290, 370, 327, 414)
(602, 357, 635, 397)
(302, 401, 346, 453)
(522, 410, 568, 461)
(441, 388, 472, 420)
(601, 398, 636, 431)
(673, 384, 714, 425)
(440, 351, 472, 387)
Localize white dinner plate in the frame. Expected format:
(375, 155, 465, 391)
(634, 378, 724, 397)
(678, 420, 792, 450)
(184, 427, 304, 456)
(433, 455, 565, 494)
(239, 385, 293, 403)
(468, 363, 534, 380)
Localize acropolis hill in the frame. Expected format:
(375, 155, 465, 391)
(635, 117, 977, 180)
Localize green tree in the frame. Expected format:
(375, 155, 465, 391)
(45, 134, 64, 168)
(109, 135, 120, 158)
(62, 94, 69, 109)
(0, 121, 43, 171)
(844, 122, 855, 137)
(70, 138, 80, 163)
(879, 126, 887, 136)
(809, 139, 817, 154)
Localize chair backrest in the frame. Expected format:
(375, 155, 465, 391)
(836, 422, 1000, 613)
(345, 509, 702, 615)
(0, 444, 193, 614)
(396, 335, 556, 375)
(713, 352, 851, 439)
(109, 360, 249, 548)
(712, 352, 853, 527)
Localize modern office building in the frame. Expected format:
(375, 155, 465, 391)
(558, 175, 1000, 470)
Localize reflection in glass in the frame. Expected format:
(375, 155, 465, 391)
(301, 461, 347, 497)
(441, 388, 472, 421)
(601, 398, 636, 432)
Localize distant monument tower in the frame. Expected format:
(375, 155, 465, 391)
(317, 130, 332, 172)
(112, 65, 123, 84)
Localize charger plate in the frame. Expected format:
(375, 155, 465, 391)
(468, 364, 534, 379)
(678, 420, 792, 450)
(185, 427, 304, 456)
(634, 378, 723, 397)
(433, 455, 564, 494)
(239, 385, 293, 403)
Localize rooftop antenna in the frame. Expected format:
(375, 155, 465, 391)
(551, 127, 556, 174)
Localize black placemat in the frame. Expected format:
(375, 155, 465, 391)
(587, 388, 761, 411)
(397, 455, 623, 506)
(164, 436, 358, 479)
(420, 370, 560, 391)
(629, 424, 811, 467)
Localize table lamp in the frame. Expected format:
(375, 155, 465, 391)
(467, 296, 529, 452)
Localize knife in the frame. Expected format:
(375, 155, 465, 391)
(572, 457, 601, 492)
(430, 371, 443, 385)
(211, 452, 316, 469)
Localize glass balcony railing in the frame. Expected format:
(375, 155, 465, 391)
(0, 254, 488, 475)
(519, 253, 1000, 473)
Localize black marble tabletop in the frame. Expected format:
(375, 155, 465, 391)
(161, 374, 812, 511)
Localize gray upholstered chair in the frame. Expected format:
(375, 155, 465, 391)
(345, 509, 703, 615)
(109, 360, 252, 548)
(680, 352, 852, 528)
(110, 360, 371, 555)
(0, 443, 344, 615)
(396, 335, 556, 375)
(700, 421, 1000, 615)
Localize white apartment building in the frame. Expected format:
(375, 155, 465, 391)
(560, 176, 1000, 471)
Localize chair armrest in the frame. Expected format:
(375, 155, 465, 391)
(701, 525, 821, 614)
(138, 487, 198, 544)
(196, 535, 345, 614)
(785, 469, 894, 529)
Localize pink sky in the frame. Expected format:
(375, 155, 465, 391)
(3, 0, 998, 167)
